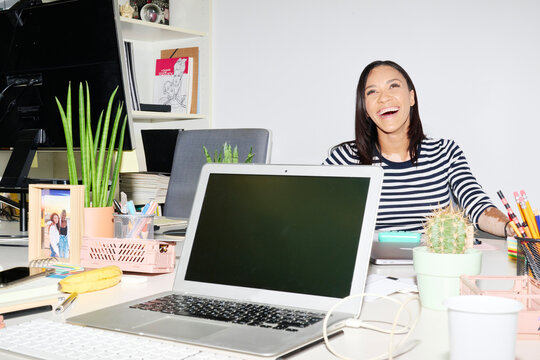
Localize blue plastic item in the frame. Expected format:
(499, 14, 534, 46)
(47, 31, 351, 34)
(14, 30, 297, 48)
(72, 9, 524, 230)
(378, 231, 421, 243)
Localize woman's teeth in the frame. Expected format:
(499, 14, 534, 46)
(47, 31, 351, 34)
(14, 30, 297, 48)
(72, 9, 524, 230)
(378, 107, 399, 116)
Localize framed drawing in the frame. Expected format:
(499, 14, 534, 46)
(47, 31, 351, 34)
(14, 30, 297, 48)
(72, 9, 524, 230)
(28, 184, 84, 265)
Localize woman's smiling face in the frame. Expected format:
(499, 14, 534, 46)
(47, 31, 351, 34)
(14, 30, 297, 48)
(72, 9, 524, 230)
(364, 65, 415, 136)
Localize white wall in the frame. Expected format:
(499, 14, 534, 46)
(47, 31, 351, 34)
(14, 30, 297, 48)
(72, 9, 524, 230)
(212, 0, 540, 210)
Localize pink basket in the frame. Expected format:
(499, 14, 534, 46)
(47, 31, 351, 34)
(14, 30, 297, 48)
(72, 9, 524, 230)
(80, 236, 175, 273)
(460, 275, 540, 339)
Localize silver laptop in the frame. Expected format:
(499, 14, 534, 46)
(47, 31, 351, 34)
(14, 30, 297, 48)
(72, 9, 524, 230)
(370, 241, 417, 265)
(68, 164, 383, 357)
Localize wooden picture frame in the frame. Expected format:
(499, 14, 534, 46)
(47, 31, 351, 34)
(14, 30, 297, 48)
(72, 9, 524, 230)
(28, 184, 84, 265)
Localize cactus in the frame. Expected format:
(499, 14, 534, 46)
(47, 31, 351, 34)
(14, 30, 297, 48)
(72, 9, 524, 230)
(203, 142, 254, 163)
(424, 205, 474, 254)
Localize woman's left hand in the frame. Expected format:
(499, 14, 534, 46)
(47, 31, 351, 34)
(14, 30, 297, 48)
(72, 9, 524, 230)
(478, 207, 513, 238)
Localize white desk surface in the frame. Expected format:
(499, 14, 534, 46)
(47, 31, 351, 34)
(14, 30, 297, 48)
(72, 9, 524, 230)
(1, 236, 539, 360)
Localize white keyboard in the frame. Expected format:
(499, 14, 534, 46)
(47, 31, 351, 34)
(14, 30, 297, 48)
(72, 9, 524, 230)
(0, 319, 247, 360)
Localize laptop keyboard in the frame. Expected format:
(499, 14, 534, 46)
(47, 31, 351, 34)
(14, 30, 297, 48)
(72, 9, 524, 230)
(130, 294, 325, 332)
(0, 319, 247, 360)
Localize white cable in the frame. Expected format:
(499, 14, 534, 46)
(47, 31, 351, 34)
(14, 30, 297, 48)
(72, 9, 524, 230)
(322, 293, 421, 360)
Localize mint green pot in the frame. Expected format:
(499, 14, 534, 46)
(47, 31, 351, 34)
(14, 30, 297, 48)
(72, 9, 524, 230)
(413, 246, 482, 311)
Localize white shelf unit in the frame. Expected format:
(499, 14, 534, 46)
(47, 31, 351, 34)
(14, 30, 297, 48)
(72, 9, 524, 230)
(118, 0, 212, 171)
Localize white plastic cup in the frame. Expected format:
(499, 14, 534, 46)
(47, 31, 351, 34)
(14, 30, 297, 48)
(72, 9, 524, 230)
(444, 295, 523, 360)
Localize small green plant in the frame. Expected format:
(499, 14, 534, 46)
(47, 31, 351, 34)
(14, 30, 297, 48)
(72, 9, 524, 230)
(55, 82, 127, 208)
(203, 142, 254, 163)
(424, 205, 474, 254)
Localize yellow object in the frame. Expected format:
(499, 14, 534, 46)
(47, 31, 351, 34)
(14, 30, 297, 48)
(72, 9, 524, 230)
(523, 205, 539, 238)
(119, 150, 140, 173)
(526, 210, 540, 238)
(59, 266, 122, 294)
(508, 221, 521, 238)
(31, 154, 38, 168)
(521, 222, 533, 238)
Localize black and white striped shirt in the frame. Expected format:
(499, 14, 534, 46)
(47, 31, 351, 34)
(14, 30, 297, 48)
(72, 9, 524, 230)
(324, 138, 494, 232)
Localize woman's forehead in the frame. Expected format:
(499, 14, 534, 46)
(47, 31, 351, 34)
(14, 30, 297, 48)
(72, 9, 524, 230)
(366, 65, 406, 84)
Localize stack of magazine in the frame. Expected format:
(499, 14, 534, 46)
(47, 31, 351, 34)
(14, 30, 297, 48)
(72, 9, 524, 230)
(119, 172, 170, 206)
(124, 41, 141, 111)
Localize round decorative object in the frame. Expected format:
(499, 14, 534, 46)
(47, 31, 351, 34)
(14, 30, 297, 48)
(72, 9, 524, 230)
(140, 3, 163, 23)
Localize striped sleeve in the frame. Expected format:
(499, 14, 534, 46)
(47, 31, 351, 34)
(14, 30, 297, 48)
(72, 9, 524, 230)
(323, 142, 359, 165)
(445, 140, 494, 226)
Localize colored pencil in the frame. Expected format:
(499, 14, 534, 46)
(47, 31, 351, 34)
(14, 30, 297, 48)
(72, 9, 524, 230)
(535, 209, 540, 235)
(508, 221, 521, 238)
(513, 192, 533, 238)
(497, 191, 527, 238)
(520, 190, 539, 238)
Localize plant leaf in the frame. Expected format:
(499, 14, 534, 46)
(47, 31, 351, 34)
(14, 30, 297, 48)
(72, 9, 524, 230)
(107, 115, 127, 207)
(99, 100, 123, 207)
(232, 146, 238, 163)
(203, 146, 212, 163)
(245, 147, 254, 163)
(55, 86, 77, 185)
(78, 83, 90, 207)
(95, 86, 118, 206)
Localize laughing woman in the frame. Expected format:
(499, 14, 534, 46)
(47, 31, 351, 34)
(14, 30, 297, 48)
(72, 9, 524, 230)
(324, 60, 512, 237)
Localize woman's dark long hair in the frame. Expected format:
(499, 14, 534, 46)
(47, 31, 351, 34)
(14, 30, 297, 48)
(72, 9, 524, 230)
(355, 60, 425, 165)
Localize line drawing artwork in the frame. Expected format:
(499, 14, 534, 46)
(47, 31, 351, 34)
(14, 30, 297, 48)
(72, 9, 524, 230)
(155, 57, 190, 113)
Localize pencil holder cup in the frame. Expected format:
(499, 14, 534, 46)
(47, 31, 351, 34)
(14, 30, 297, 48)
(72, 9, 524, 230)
(114, 214, 155, 240)
(515, 237, 540, 281)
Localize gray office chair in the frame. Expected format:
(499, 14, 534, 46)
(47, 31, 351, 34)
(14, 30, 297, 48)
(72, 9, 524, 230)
(163, 128, 271, 218)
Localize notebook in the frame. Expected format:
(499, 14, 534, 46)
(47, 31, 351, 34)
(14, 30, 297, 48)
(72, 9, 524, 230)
(68, 164, 383, 358)
(370, 241, 417, 265)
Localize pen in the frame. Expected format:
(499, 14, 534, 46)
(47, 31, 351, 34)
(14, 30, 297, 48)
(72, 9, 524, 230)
(2, 305, 53, 320)
(113, 199, 123, 214)
(55, 292, 78, 314)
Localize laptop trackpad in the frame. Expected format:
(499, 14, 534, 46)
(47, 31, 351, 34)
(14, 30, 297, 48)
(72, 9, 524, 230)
(132, 317, 228, 340)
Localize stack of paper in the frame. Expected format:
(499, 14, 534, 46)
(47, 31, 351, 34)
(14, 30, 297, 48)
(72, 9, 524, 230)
(119, 172, 170, 205)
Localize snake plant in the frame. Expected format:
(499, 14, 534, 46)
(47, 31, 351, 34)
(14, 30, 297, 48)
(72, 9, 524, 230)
(55, 82, 127, 208)
(203, 142, 254, 163)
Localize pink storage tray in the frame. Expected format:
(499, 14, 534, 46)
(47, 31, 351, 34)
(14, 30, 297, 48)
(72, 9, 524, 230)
(460, 275, 540, 339)
(80, 236, 175, 273)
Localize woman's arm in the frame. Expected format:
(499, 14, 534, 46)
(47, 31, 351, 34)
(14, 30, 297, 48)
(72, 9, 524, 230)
(477, 206, 515, 237)
(49, 228, 60, 255)
(323, 142, 359, 165)
(445, 140, 501, 234)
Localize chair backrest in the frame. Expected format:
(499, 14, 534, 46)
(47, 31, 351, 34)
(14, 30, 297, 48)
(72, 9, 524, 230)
(163, 128, 271, 218)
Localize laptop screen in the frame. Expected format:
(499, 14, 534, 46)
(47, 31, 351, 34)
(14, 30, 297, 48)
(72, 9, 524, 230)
(185, 173, 370, 298)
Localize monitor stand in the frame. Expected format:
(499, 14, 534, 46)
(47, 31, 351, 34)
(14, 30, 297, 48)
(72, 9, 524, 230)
(0, 128, 46, 232)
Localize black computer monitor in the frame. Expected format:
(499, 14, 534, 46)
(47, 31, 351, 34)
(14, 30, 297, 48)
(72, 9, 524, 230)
(141, 129, 181, 174)
(0, 0, 135, 187)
